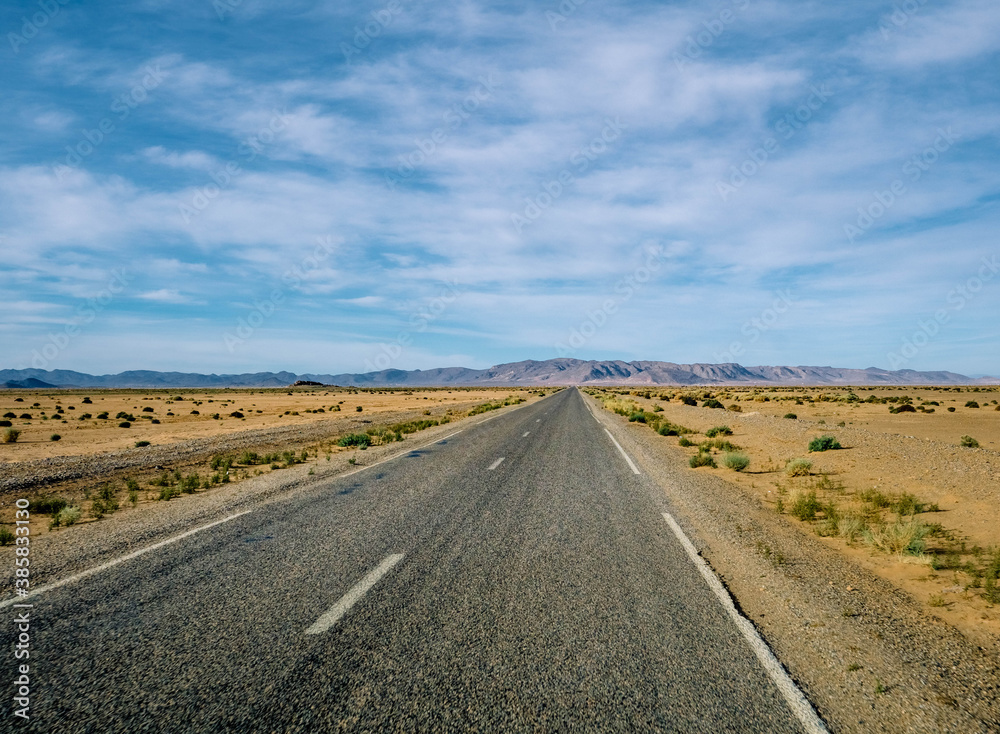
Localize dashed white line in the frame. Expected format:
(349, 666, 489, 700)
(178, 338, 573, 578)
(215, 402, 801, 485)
(660, 512, 829, 734)
(306, 554, 405, 635)
(487, 457, 505, 470)
(603, 428, 640, 475)
(0, 511, 252, 609)
(523, 431, 530, 437)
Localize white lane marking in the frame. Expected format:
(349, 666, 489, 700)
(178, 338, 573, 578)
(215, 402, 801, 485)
(306, 553, 405, 635)
(0, 512, 252, 609)
(603, 428, 640, 475)
(523, 431, 530, 437)
(488, 457, 505, 470)
(661, 512, 829, 734)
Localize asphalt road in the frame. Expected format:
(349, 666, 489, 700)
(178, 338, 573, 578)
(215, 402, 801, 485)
(5, 388, 824, 732)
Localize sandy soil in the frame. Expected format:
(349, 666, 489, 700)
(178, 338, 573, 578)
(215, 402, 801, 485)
(0, 386, 530, 461)
(590, 385, 1000, 647)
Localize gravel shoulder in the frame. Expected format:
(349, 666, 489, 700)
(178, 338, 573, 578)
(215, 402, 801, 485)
(589, 393, 1000, 733)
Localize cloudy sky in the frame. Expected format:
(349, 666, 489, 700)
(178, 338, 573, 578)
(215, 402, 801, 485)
(2, 0, 998, 376)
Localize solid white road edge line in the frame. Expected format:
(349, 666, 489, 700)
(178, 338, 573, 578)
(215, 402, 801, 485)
(306, 553, 405, 635)
(487, 457, 505, 470)
(603, 428, 641, 475)
(661, 511, 830, 734)
(0, 511, 252, 609)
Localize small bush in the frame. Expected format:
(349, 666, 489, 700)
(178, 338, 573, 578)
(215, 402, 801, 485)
(19, 414, 32, 420)
(2, 412, 14, 419)
(3, 429, 21, 443)
(947, 406, 956, 412)
(727, 404, 742, 412)
(679, 396, 697, 406)
(181, 474, 200, 493)
(965, 400, 980, 408)
(722, 452, 750, 472)
(142, 406, 154, 413)
(658, 424, 678, 436)
(959, 435, 980, 448)
(238, 450, 261, 465)
(702, 399, 725, 409)
(689, 452, 717, 469)
(889, 404, 917, 414)
(864, 517, 929, 556)
(82, 397, 92, 404)
(118, 421, 131, 428)
(677, 436, 694, 447)
(705, 426, 733, 438)
(0, 421, 10, 427)
(628, 411, 647, 423)
(32, 495, 69, 514)
(52, 506, 81, 527)
(50, 433, 61, 441)
(97, 412, 109, 419)
(338, 433, 372, 448)
(0, 527, 15, 545)
(135, 440, 151, 447)
(783, 413, 797, 419)
(808, 435, 841, 452)
(356, 406, 363, 412)
(785, 458, 813, 477)
(230, 411, 244, 418)
(789, 491, 821, 521)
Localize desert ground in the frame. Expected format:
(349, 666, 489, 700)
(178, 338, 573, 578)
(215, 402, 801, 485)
(587, 384, 1000, 646)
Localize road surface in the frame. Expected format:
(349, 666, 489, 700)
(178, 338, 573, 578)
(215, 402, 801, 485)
(5, 388, 826, 732)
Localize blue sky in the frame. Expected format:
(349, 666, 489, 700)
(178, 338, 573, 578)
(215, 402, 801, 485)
(1, 0, 999, 376)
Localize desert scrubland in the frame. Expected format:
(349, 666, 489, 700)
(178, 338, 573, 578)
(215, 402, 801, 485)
(588, 384, 1000, 646)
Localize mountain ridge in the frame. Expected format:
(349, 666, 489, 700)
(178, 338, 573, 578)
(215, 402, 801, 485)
(1, 360, 997, 388)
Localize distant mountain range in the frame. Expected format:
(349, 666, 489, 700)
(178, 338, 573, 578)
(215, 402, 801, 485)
(1, 360, 996, 388)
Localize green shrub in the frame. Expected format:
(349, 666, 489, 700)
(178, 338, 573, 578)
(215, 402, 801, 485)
(785, 458, 813, 477)
(19, 414, 32, 420)
(947, 406, 956, 412)
(181, 474, 200, 493)
(965, 400, 980, 408)
(705, 426, 733, 438)
(789, 491, 821, 521)
(97, 412, 109, 419)
(356, 406, 363, 412)
(210, 455, 233, 471)
(678, 436, 694, 447)
(680, 396, 697, 406)
(702, 399, 725, 409)
(808, 435, 841, 452)
(627, 411, 647, 423)
(864, 517, 929, 556)
(338, 433, 372, 448)
(50, 433, 61, 441)
(959, 435, 980, 448)
(135, 440, 150, 447)
(238, 450, 260, 465)
(689, 452, 717, 469)
(2, 412, 15, 419)
(783, 413, 797, 419)
(722, 452, 750, 472)
(3, 429, 20, 443)
(230, 411, 244, 418)
(0, 420, 10, 427)
(51, 505, 81, 527)
(658, 424, 678, 436)
(889, 404, 916, 413)
(0, 527, 15, 545)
